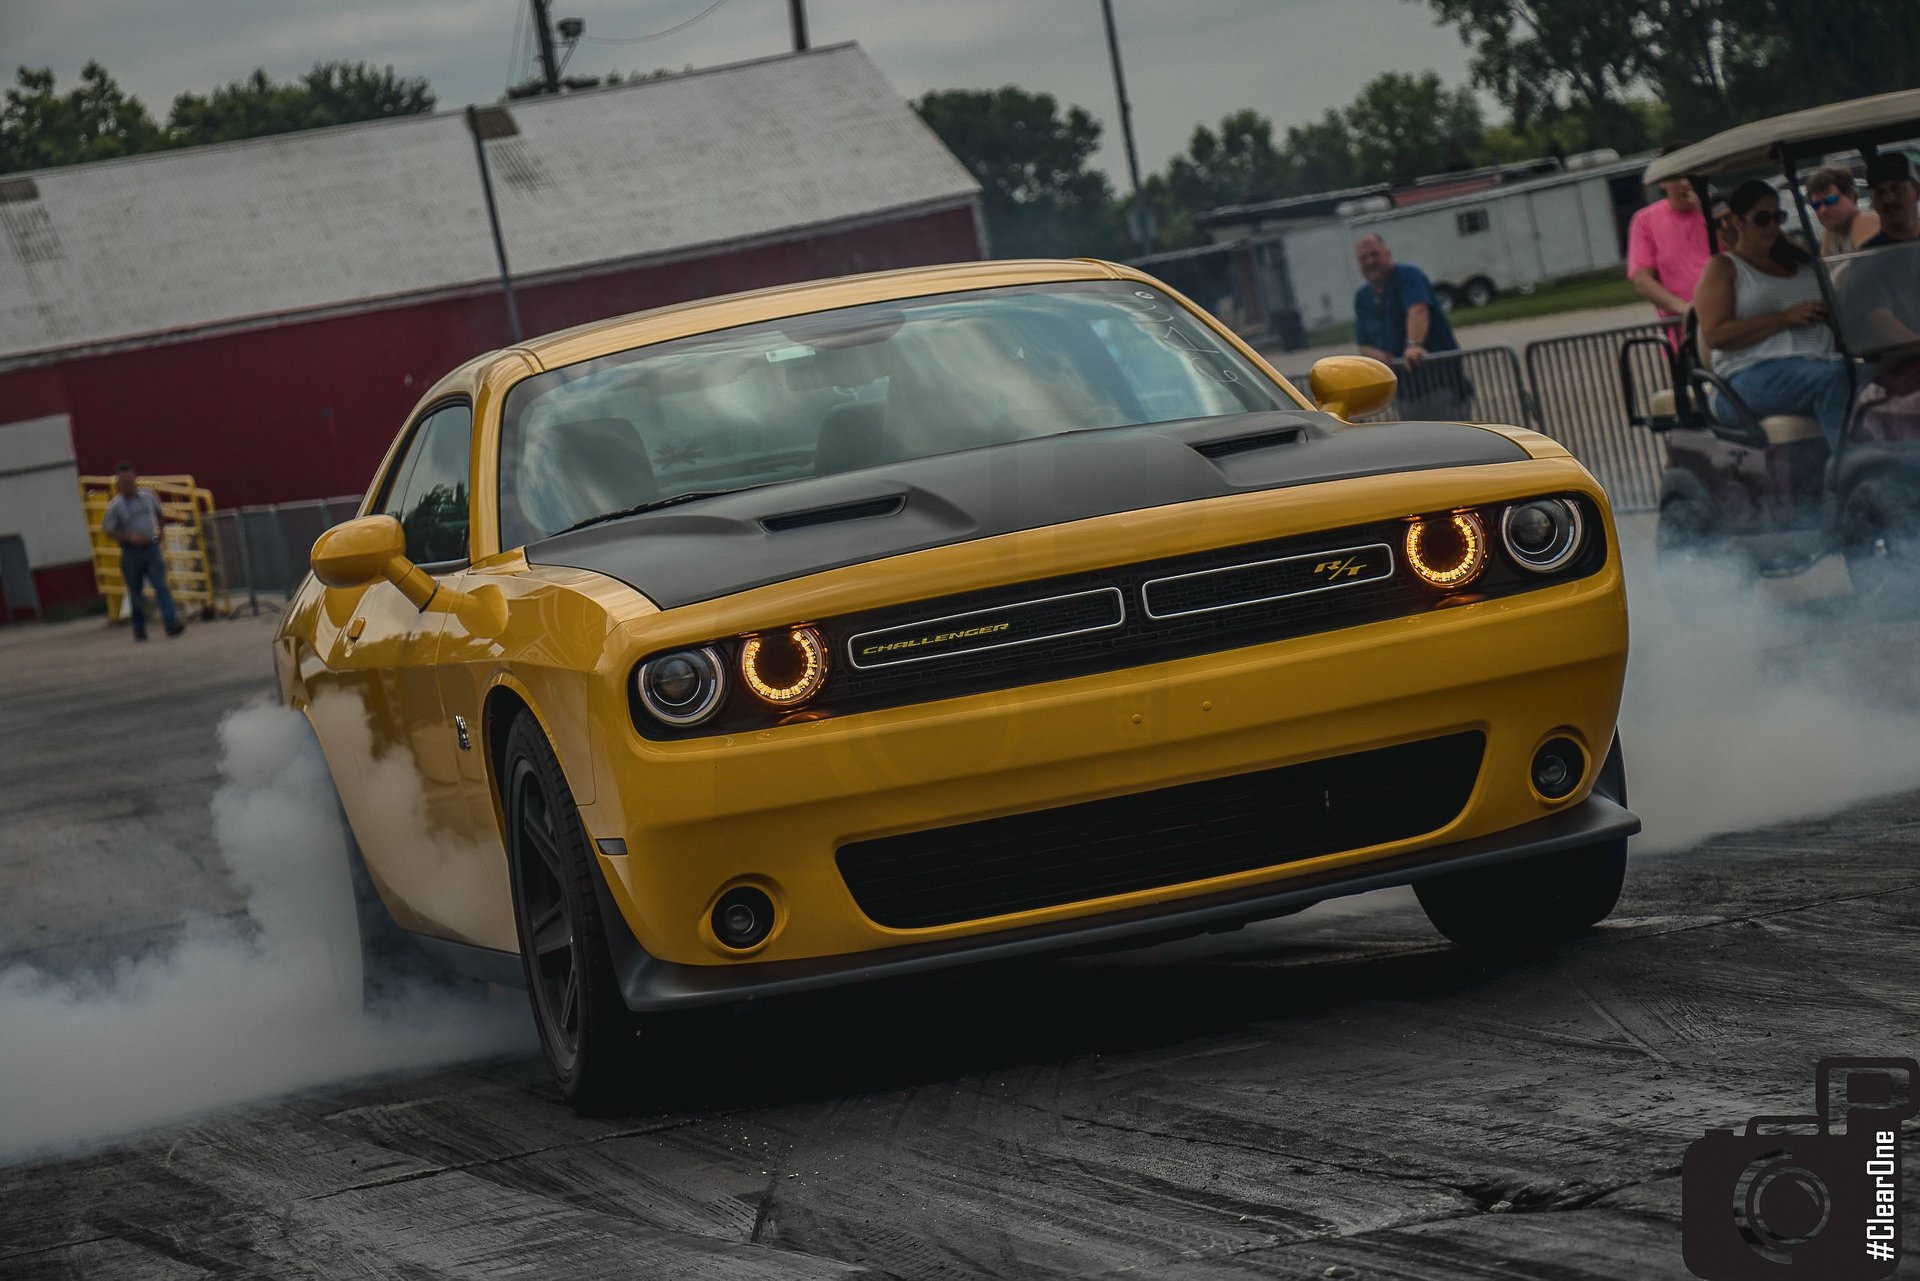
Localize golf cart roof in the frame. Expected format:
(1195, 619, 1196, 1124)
(1646, 88, 1920, 182)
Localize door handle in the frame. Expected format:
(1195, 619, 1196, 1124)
(346, 617, 367, 641)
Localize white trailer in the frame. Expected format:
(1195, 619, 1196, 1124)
(1262, 157, 1651, 333)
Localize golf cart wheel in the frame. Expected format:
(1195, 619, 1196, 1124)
(1463, 276, 1497, 308)
(1841, 475, 1920, 619)
(1431, 282, 1460, 313)
(503, 711, 641, 1111)
(1415, 736, 1628, 950)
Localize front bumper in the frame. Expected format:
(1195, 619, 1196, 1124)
(578, 540, 1630, 975)
(593, 789, 1639, 1012)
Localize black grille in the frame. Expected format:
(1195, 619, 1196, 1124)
(837, 732, 1485, 928)
(850, 587, 1124, 668)
(1142, 542, 1392, 618)
(631, 496, 1606, 739)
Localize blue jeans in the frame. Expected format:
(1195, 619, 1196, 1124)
(121, 543, 179, 636)
(1718, 357, 1853, 450)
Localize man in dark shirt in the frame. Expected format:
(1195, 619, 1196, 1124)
(1351, 234, 1470, 420)
(1839, 154, 1920, 353)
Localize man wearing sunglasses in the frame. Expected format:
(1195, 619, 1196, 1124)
(1805, 166, 1879, 256)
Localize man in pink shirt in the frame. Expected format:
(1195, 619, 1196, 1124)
(1626, 154, 1712, 326)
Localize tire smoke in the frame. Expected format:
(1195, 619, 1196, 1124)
(1619, 546, 1920, 854)
(0, 701, 530, 1165)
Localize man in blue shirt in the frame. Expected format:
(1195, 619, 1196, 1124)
(1351, 234, 1470, 420)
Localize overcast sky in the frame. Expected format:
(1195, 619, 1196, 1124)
(2, 0, 1476, 184)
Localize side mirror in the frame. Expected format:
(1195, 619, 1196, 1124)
(309, 514, 504, 637)
(311, 515, 407, 588)
(1308, 356, 1397, 421)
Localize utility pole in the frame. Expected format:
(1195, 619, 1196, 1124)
(1100, 0, 1152, 256)
(467, 107, 524, 343)
(789, 0, 809, 51)
(530, 0, 561, 94)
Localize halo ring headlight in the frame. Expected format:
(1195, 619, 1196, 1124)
(1501, 499, 1585, 573)
(1405, 510, 1488, 588)
(741, 625, 829, 708)
(637, 646, 727, 726)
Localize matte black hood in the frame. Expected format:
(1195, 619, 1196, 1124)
(526, 412, 1529, 609)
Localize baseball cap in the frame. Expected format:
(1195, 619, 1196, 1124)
(1867, 153, 1914, 185)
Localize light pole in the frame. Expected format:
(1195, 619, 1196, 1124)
(1100, 0, 1152, 255)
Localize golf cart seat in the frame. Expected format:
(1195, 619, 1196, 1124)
(1626, 311, 1826, 452)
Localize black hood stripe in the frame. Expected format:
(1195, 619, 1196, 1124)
(525, 412, 1528, 609)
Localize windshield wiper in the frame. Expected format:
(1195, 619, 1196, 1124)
(556, 485, 774, 535)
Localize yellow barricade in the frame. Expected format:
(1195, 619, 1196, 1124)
(79, 475, 226, 622)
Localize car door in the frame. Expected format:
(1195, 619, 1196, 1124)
(309, 401, 479, 938)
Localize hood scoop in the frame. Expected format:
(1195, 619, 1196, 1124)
(760, 493, 907, 532)
(1189, 426, 1307, 460)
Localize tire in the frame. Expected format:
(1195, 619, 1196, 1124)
(1414, 736, 1629, 950)
(1463, 276, 1497, 308)
(1841, 474, 1920, 619)
(1431, 282, 1459, 313)
(1655, 491, 1720, 565)
(502, 712, 641, 1110)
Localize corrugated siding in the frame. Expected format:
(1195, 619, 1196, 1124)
(0, 44, 976, 363)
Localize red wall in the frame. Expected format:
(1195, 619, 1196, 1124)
(2, 206, 981, 512)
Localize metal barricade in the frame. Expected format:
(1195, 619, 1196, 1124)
(206, 496, 364, 613)
(1523, 322, 1680, 513)
(79, 474, 223, 622)
(1282, 345, 1538, 429)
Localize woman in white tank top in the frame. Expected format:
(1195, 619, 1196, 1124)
(1694, 180, 1852, 448)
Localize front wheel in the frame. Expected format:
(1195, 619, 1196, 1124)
(1841, 475, 1920, 619)
(1463, 276, 1497, 308)
(1415, 737, 1628, 950)
(1431, 282, 1459, 313)
(503, 712, 641, 1110)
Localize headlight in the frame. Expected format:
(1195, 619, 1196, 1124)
(740, 625, 828, 708)
(1404, 511, 1487, 588)
(1501, 499, 1584, 572)
(636, 646, 726, 725)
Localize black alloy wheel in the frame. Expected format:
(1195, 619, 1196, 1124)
(503, 712, 639, 1109)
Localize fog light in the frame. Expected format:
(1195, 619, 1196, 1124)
(1531, 737, 1584, 799)
(712, 886, 775, 950)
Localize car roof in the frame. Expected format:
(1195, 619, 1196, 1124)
(1646, 88, 1920, 182)
(513, 257, 1132, 374)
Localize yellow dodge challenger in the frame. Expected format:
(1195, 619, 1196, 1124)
(277, 259, 1636, 1107)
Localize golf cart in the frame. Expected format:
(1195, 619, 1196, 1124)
(1623, 89, 1920, 608)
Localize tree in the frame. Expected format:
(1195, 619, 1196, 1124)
(1345, 72, 1485, 183)
(1422, 0, 1642, 140)
(168, 62, 434, 147)
(915, 87, 1123, 259)
(0, 62, 164, 174)
(1282, 110, 1361, 195)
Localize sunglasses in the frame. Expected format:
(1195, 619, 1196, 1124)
(1745, 209, 1783, 226)
(1809, 192, 1846, 208)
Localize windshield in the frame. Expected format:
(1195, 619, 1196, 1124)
(496, 280, 1291, 548)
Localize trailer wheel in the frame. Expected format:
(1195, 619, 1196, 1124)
(1464, 276, 1497, 308)
(1431, 283, 1459, 313)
